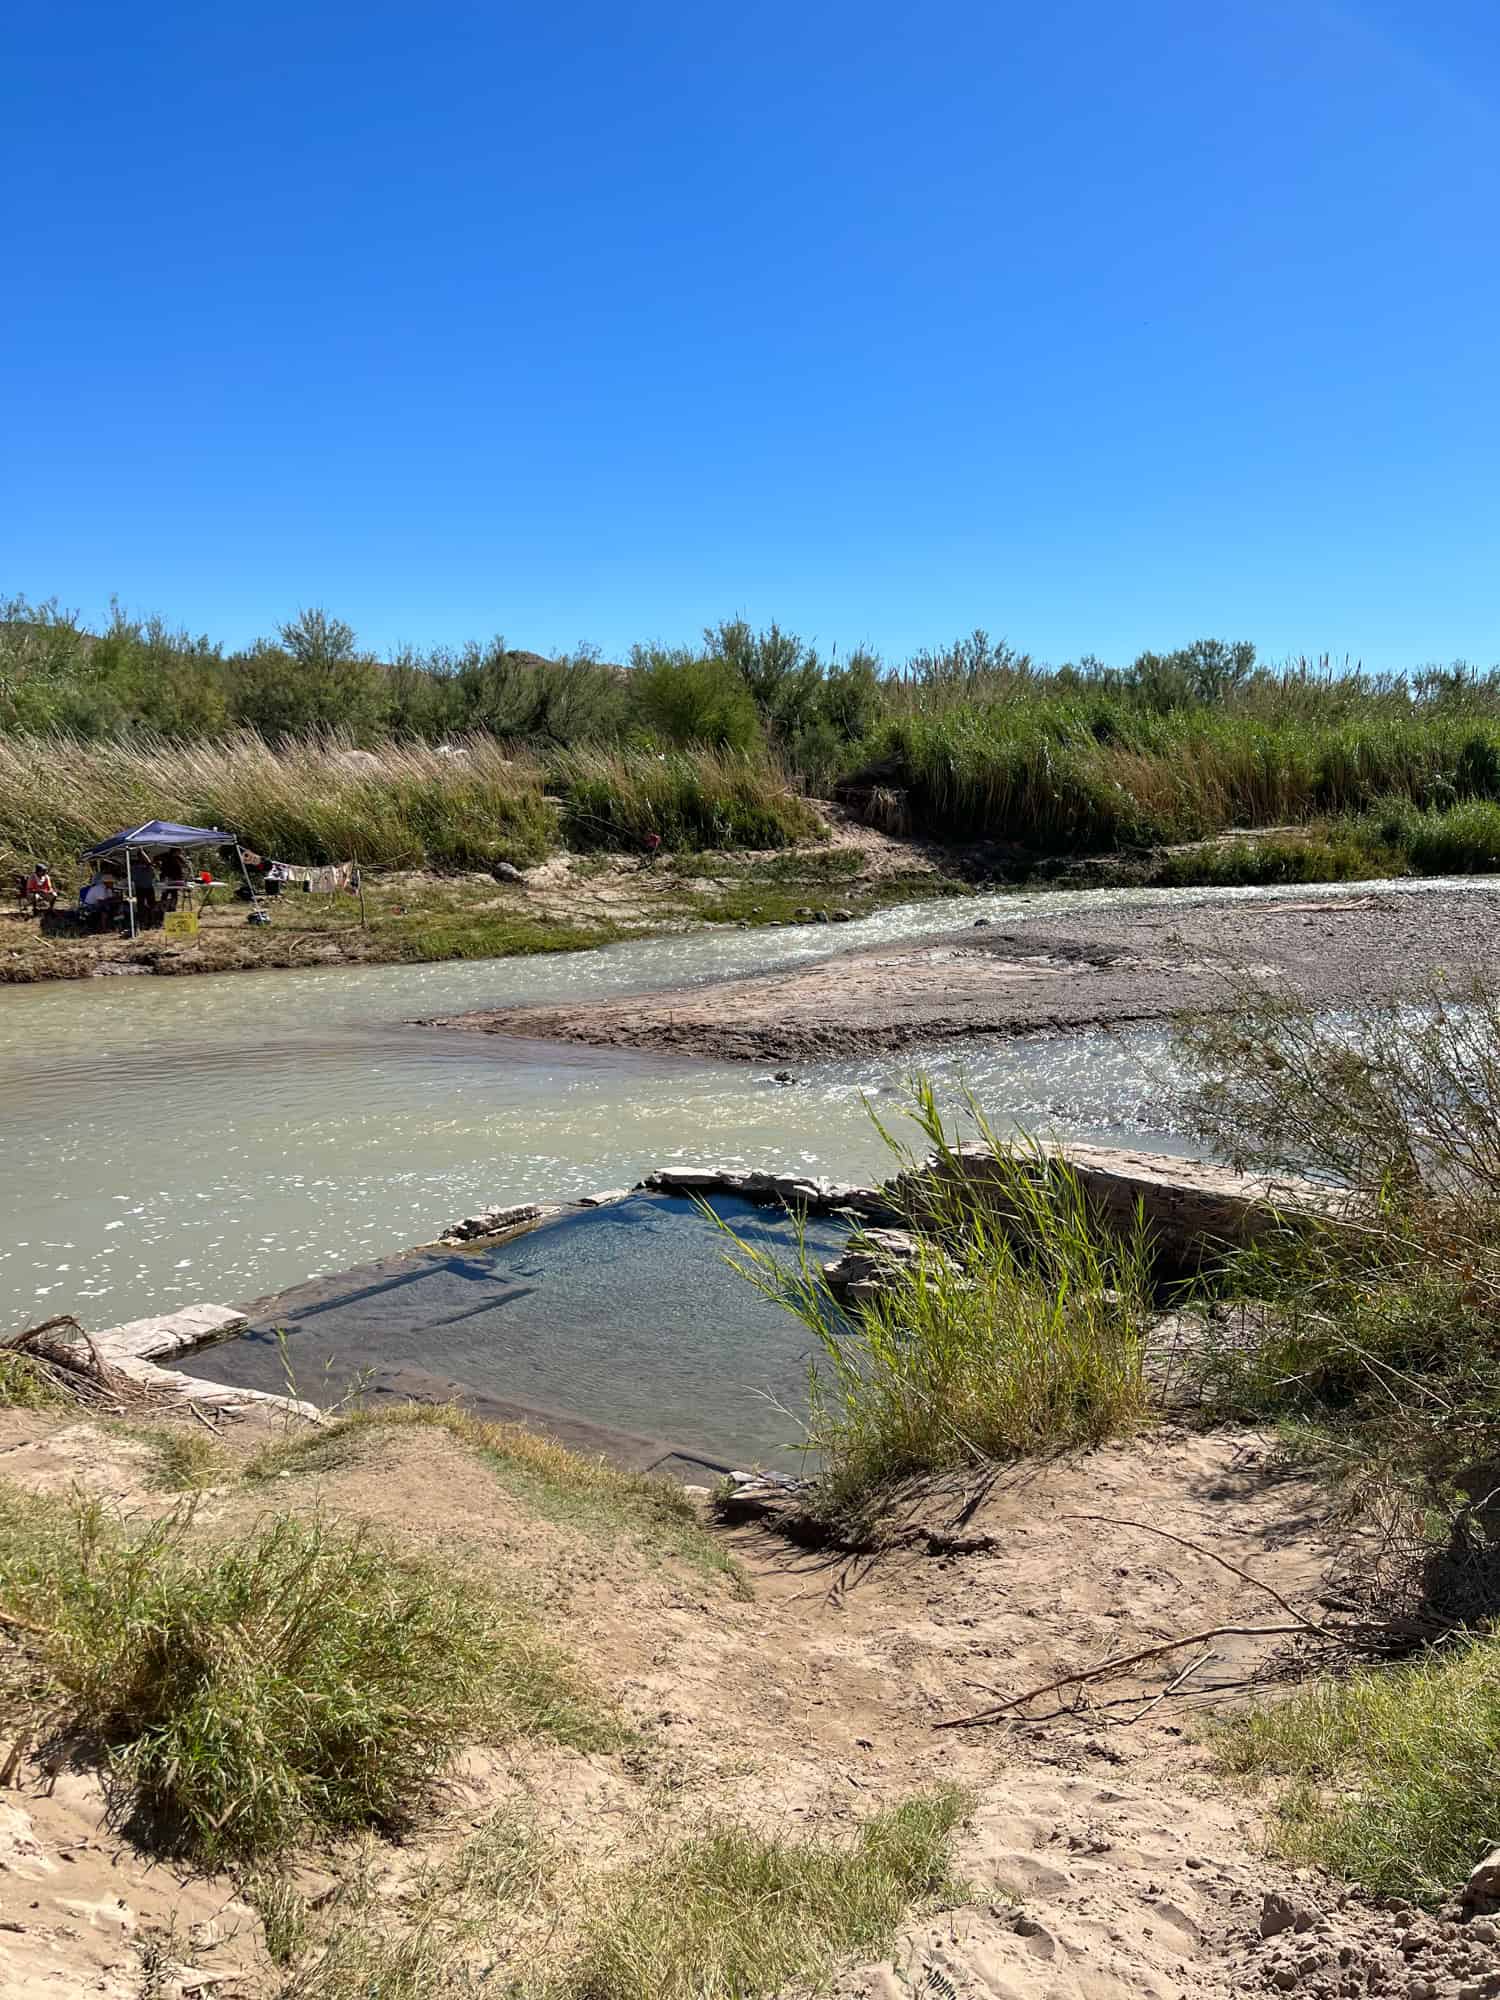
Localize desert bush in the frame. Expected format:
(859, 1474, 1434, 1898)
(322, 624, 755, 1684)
(626, 647, 764, 752)
(0, 1495, 604, 1862)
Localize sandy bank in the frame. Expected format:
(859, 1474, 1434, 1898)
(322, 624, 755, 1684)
(434, 882, 1500, 1061)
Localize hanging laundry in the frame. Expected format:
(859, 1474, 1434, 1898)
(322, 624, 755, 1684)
(260, 859, 360, 893)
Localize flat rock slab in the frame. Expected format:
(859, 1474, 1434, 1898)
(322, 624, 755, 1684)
(898, 1141, 1349, 1264)
(88, 1302, 248, 1363)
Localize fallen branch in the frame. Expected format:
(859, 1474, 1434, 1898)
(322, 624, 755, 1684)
(935, 1623, 1314, 1730)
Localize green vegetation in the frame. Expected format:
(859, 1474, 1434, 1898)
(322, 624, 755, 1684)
(10, 599, 1500, 887)
(544, 1791, 969, 2000)
(0, 1493, 607, 1863)
(721, 1083, 1152, 1533)
(274, 1809, 554, 1999)
(1167, 981, 1500, 1903)
(0, 1349, 68, 1409)
(555, 744, 820, 853)
(1217, 1636, 1500, 1905)
(251, 1401, 748, 1593)
(130, 1424, 235, 1491)
(270, 1791, 965, 2000)
(1174, 978, 1500, 1515)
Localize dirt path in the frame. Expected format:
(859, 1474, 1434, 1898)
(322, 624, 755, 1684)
(438, 883, 1500, 1061)
(3, 1405, 1480, 1998)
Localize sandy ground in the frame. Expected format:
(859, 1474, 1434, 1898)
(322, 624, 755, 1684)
(3, 1403, 1490, 1998)
(438, 883, 1500, 1061)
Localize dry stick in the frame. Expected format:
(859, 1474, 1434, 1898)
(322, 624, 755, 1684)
(1118, 1645, 1215, 1727)
(935, 1623, 1314, 1731)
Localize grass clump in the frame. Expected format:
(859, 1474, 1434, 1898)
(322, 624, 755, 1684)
(1217, 1634, 1500, 1904)
(547, 1790, 970, 2000)
(721, 1082, 1151, 1530)
(0, 1349, 69, 1409)
(251, 1402, 749, 1595)
(275, 1809, 554, 1999)
(0, 1492, 606, 1862)
(1174, 979, 1500, 1507)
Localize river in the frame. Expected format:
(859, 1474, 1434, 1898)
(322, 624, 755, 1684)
(0, 875, 1446, 1339)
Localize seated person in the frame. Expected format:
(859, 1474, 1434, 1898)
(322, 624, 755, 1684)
(22, 861, 57, 913)
(79, 870, 121, 932)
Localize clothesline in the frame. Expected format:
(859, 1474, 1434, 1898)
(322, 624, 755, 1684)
(241, 853, 361, 895)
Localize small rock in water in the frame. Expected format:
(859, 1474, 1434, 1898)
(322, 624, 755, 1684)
(793, 907, 815, 921)
(773, 1070, 795, 1085)
(831, 908, 854, 922)
(813, 910, 830, 923)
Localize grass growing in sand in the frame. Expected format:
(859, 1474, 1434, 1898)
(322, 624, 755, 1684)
(1169, 981, 1500, 1903)
(540, 1791, 970, 2000)
(266, 1792, 966, 2000)
(721, 1082, 1152, 1532)
(271, 1809, 555, 1997)
(1216, 1636, 1500, 1905)
(250, 1402, 749, 1594)
(0, 1491, 610, 1863)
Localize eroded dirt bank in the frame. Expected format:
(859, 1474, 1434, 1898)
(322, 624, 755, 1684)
(435, 883, 1500, 1062)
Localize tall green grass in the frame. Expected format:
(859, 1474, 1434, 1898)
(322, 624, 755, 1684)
(0, 1493, 607, 1862)
(863, 704, 1500, 853)
(720, 1083, 1152, 1529)
(0, 731, 557, 872)
(0, 733, 821, 876)
(1218, 1635, 1500, 1904)
(555, 745, 820, 851)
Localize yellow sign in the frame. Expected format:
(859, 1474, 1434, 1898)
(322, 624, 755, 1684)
(162, 910, 199, 939)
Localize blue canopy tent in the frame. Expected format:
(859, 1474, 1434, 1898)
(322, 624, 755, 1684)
(83, 821, 262, 937)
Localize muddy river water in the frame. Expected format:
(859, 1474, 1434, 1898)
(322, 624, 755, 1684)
(0, 876, 1449, 1456)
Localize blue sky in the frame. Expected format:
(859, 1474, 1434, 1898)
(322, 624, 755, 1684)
(4, 1, 1497, 669)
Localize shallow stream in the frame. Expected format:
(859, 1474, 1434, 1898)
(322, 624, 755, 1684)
(0, 875, 1450, 1457)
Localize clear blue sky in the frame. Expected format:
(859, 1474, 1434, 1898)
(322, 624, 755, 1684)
(4, 1, 1497, 669)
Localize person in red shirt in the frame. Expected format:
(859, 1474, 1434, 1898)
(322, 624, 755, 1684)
(22, 862, 57, 913)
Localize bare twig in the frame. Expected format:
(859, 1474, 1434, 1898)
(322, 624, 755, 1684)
(935, 1623, 1314, 1730)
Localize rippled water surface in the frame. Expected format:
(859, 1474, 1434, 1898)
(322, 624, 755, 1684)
(0, 875, 1449, 1331)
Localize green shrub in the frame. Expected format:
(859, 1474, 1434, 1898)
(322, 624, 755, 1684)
(0, 1496, 606, 1862)
(626, 649, 764, 752)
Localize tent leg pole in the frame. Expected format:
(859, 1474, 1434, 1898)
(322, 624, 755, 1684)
(124, 845, 137, 940)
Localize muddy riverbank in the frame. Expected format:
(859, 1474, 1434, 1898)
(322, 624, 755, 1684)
(437, 882, 1500, 1061)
